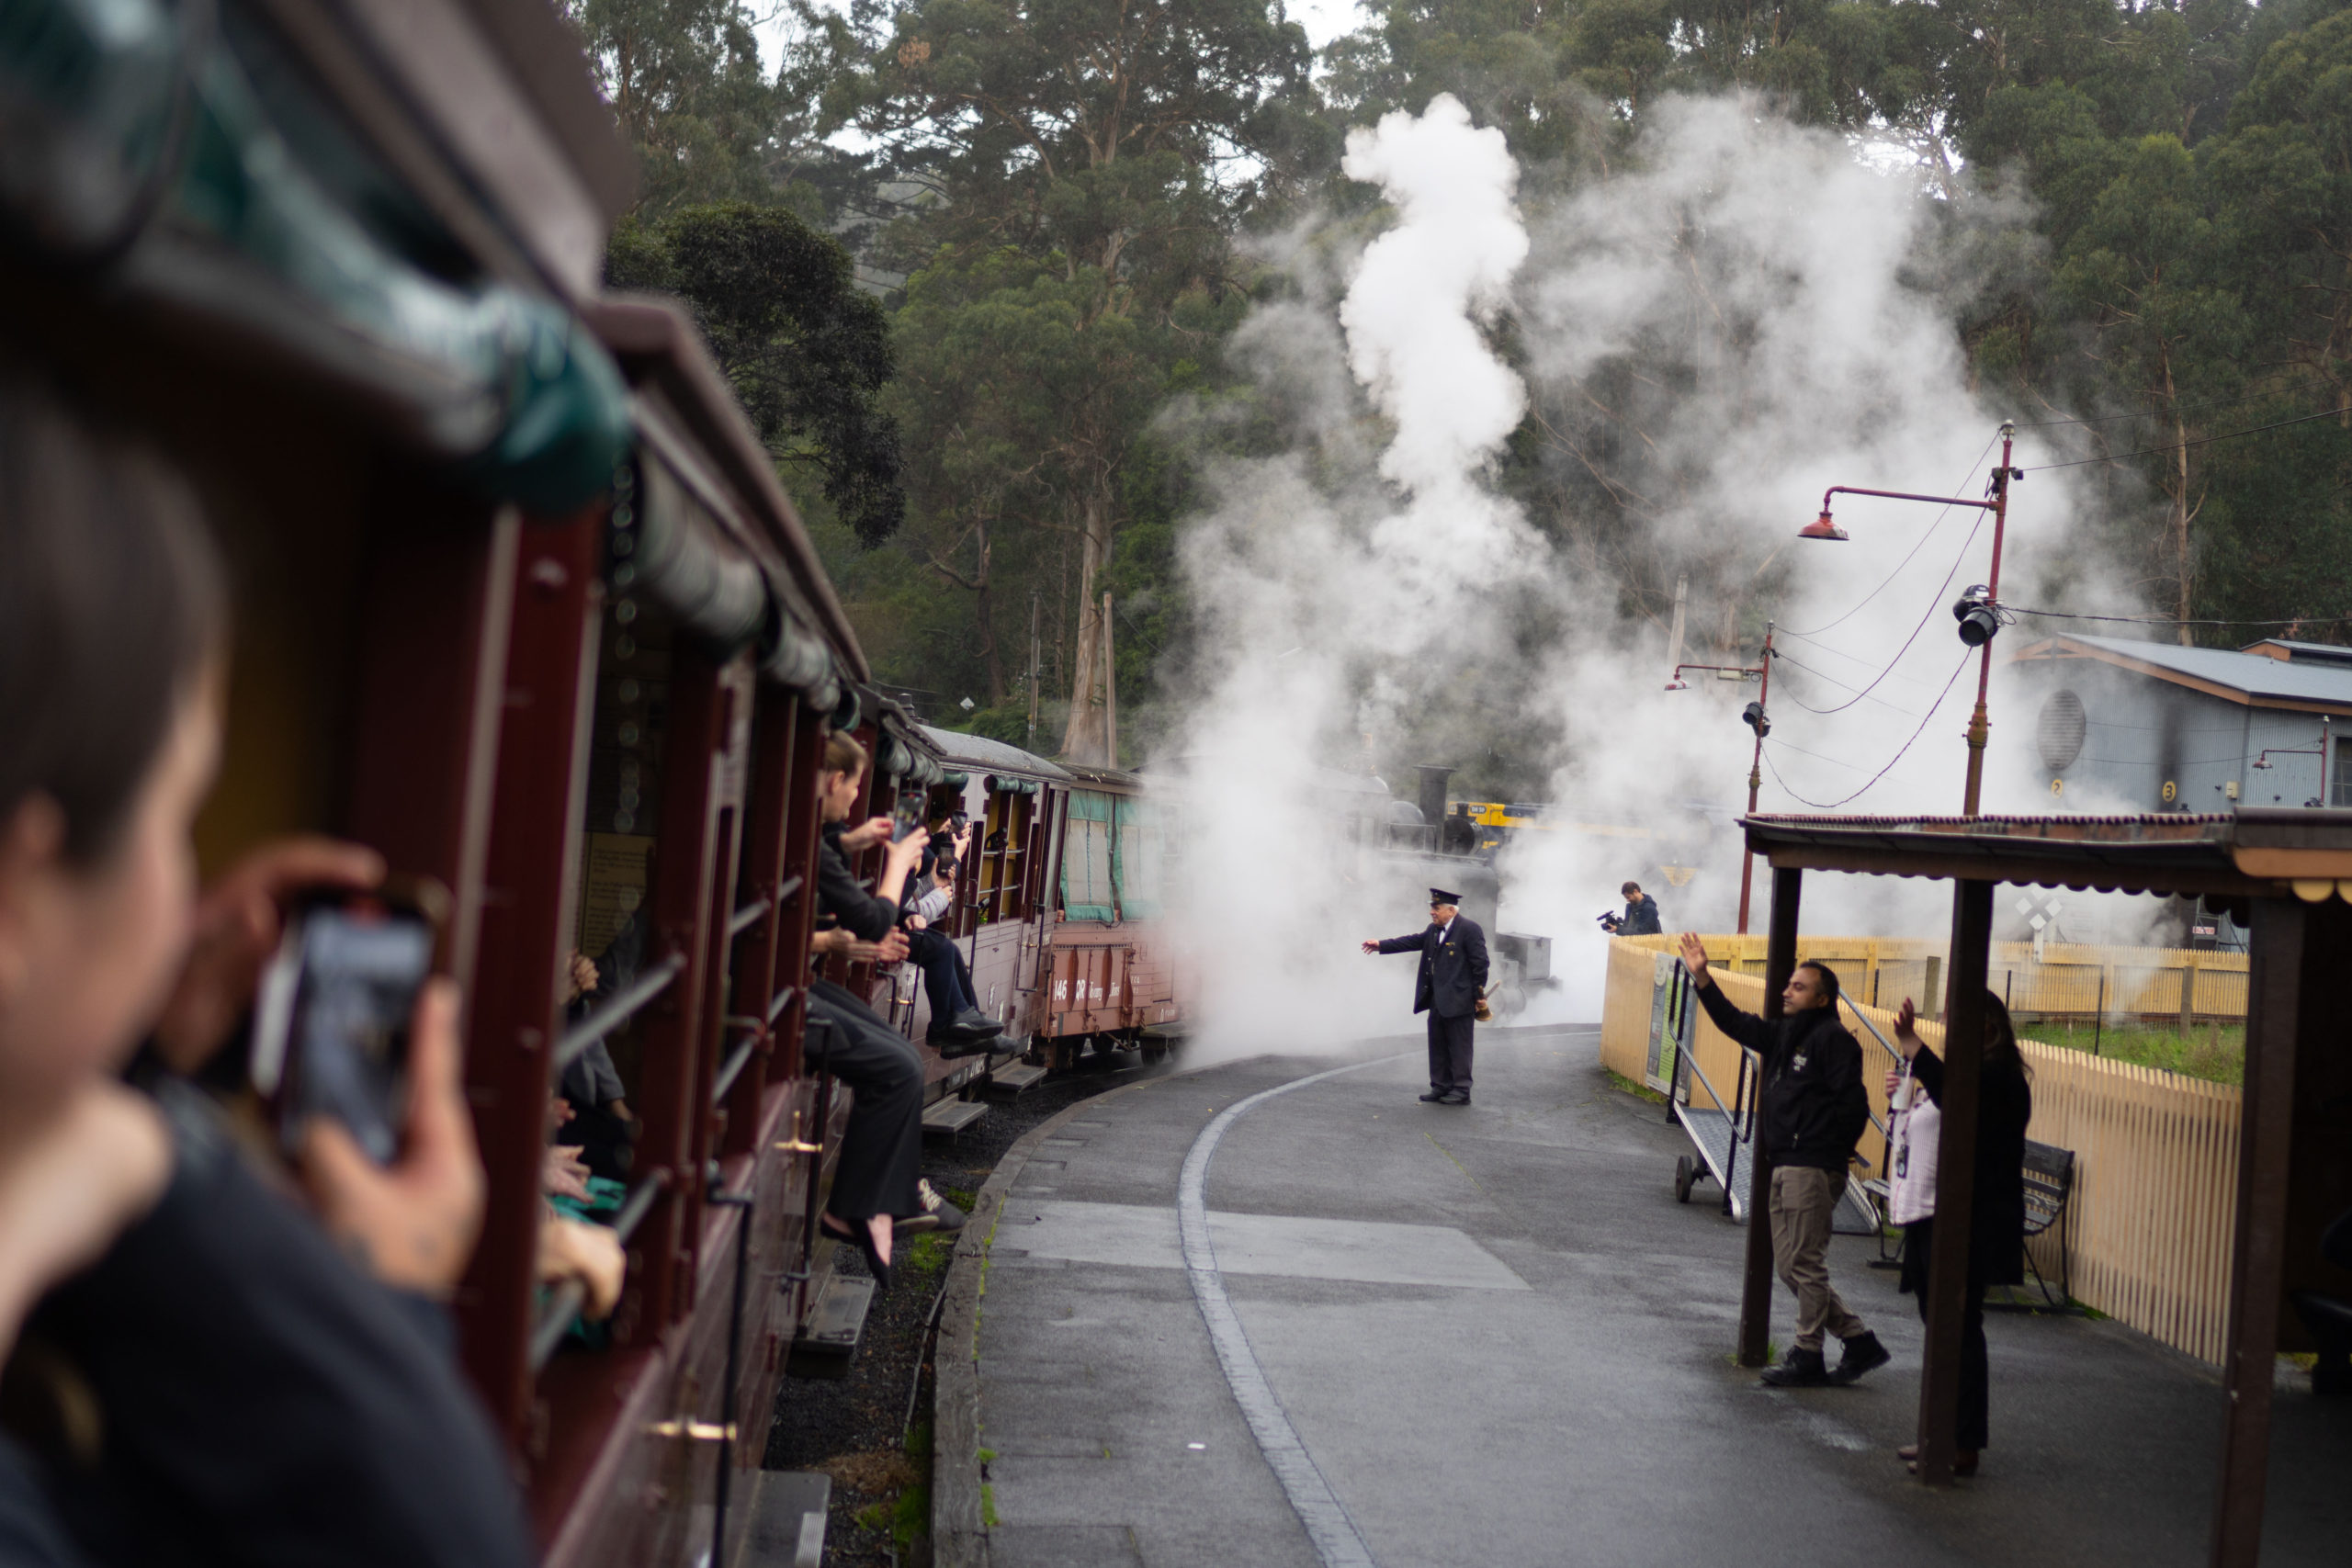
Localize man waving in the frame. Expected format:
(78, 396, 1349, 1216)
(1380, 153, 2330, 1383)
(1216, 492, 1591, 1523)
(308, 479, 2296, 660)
(1363, 889, 1489, 1106)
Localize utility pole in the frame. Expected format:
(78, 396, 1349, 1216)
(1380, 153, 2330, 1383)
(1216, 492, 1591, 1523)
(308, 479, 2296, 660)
(1666, 622, 1773, 934)
(1101, 591, 1117, 768)
(1802, 420, 2018, 818)
(1665, 574, 1688, 678)
(1025, 590, 1041, 751)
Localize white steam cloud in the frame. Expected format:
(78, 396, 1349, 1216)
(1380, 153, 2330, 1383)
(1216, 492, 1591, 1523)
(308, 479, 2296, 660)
(1160, 93, 2161, 1058)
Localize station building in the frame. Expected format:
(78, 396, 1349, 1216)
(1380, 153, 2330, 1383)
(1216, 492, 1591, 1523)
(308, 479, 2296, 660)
(2012, 635, 2352, 814)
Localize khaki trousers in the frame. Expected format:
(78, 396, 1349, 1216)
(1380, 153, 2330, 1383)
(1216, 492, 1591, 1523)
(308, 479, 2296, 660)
(1768, 1164, 1866, 1351)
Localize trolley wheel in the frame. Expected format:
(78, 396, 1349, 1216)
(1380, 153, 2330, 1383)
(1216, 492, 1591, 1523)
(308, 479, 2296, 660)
(1674, 1155, 1697, 1203)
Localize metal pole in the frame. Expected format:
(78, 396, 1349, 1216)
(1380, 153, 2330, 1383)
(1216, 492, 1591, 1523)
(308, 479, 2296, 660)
(1962, 423, 2016, 818)
(1737, 624, 1773, 935)
(1736, 865, 1803, 1366)
(1916, 879, 1993, 1486)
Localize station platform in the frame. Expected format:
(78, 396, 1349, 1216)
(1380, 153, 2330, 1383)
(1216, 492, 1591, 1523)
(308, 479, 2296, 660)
(935, 1024, 2351, 1568)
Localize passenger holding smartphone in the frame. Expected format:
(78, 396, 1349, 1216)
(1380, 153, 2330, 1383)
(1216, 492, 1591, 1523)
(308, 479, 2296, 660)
(805, 734, 935, 1290)
(0, 371, 531, 1568)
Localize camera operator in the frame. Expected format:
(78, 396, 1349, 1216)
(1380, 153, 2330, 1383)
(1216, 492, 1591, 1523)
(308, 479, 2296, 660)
(1600, 881, 1662, 936)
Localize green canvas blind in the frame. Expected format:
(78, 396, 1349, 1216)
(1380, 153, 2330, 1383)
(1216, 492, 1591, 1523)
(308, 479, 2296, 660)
(1061, 790, 1115, 921)
(1112, 795, 1162, 919)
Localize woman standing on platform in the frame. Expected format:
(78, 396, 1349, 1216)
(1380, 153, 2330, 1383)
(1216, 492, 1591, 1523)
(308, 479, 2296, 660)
(1887, 988, 2033, 1477)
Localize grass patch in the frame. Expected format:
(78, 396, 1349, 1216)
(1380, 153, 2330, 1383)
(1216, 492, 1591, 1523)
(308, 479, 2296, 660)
(980, 1483, 1000, 1529)
(975, 1447, 996, 1465)
(905, 1421, 933, 1460)
(906, 1231, 955, 1278)
(941, 1184, 978, 1209)
(2028, 1020, 2245, 1085)
(890, 1483, 930, 1548)
(854, 1499, 891, 1533)
(1605, 1067, 1668, 1106)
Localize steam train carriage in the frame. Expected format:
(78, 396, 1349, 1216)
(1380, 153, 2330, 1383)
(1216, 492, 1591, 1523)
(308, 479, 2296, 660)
(854, 729, 1188, 1076)
(0, 3, 958, 1566)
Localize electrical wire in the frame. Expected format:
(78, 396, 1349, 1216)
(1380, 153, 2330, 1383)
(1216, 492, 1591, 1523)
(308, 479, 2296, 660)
(1770, 647, 1930, 716)
(1776, 509, 1986, 716)
(2008, 606, 2352, 630)
(1760, 648, 1975, 810)
(1780, 434, 1998, 638)
(2011, 373, 2345, 430)
(2022, 406, 2347, 471)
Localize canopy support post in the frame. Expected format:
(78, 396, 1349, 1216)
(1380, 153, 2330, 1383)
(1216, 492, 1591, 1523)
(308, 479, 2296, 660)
(1916, 878, 1992, 1485)
(1738, 866, 1803, 1366)
(2211, 897, 2303, 1566)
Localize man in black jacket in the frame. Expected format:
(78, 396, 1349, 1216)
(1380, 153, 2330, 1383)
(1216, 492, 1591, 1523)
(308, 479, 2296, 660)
(1363, 888, 1490, 1105)
(1678, 931, 1891, 1388)
(1605, 881, 1662, 936)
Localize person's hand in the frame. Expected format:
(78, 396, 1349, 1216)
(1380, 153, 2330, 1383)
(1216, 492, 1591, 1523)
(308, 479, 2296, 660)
(1894, 998, 1923, 1059)
(537, 1213, 625, 1321)
(299, 980, 484, 1295)
(845, 931, 910, 964)
(0, 1083, 174, 1351)
(152, 838, 386, 1073)
(544, 1093, 575, 1137)
(809, 928, 849, 957)
(1884, 1068, 1904, 1099)
(1361, 940, 1379, 953)
(1676, 931, 1712, 987)
(907, 914, 928, 931)
(563, 951, 599, 1006)
(884, 827, 929, 874)
(839, 816, 895, 853)
(542, 1145, 591, 1201)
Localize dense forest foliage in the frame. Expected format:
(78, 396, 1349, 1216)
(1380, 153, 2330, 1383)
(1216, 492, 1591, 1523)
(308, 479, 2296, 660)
(571, 0, 2352, 765)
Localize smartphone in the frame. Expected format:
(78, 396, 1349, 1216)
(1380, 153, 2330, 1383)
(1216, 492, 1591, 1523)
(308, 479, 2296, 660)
(249, 879, 448, 1164)
(892, 815, 923, 843)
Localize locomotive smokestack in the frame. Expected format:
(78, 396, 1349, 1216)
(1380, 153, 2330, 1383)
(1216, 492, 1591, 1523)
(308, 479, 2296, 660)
(1418, 764, 1455, 830)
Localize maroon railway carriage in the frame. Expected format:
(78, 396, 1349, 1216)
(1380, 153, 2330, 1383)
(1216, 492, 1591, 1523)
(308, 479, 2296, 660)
(0, 4, 939, 1566)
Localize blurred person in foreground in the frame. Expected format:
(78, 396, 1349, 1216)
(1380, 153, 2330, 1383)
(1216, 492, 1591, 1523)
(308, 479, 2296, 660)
(1362, 888, 1488, 1106)
(1677, 932, 1891, 1388)
(1600, 880, 1661, 936)
(809, 736, 967, 1287)
(1885, 989, 2032, 1476)
(0, 368, 544, 1566)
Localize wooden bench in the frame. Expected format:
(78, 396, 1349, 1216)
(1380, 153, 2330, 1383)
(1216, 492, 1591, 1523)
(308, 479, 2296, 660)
(1867, 1137, 2076, 1312)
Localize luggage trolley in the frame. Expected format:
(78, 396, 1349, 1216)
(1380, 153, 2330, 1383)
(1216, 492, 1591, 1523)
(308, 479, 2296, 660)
(1655, 958, 1877, 1234)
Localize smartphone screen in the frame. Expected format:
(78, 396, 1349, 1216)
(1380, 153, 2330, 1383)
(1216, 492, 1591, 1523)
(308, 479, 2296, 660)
(251, 899, 435, 1164)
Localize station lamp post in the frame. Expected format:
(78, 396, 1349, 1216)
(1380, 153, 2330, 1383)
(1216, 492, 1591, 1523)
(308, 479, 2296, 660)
(1801, 422, 2021, 818)
(1667, 622, 1775, 933)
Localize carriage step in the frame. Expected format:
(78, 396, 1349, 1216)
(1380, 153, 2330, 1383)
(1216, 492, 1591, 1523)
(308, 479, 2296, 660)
(981, 1062, 1048, 1099)
(741, 1469, 831, 1566)
(787, 1273, 873, 1379)
(921, 1096, 990, 1135)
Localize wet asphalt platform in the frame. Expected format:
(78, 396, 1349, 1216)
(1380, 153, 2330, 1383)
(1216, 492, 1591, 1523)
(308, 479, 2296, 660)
(949, 1023, 2351, 1567)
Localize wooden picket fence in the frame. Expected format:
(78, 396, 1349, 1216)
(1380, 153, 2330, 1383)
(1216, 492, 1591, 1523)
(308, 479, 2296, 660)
(1610, 931, 2251, 1025)
(1601, 938, 2245, 1365)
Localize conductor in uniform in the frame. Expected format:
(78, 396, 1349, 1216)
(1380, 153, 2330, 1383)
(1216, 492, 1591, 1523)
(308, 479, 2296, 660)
(1363, 888, 1490, 1104)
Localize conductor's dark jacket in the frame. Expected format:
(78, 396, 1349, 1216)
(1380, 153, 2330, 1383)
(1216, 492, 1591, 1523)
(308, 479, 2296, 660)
(1374, 918, 1490, 1020)
(1907, 1042, 2033, 1287)
(1693, 985, 1869, 1173)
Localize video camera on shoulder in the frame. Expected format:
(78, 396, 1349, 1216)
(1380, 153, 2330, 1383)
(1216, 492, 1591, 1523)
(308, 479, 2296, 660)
(1596, 909, 1623, 932)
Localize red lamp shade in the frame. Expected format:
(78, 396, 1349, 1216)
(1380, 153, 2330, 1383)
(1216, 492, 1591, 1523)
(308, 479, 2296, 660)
(1799, 510, 1849, 541)
(1664, 678, 1690, 691)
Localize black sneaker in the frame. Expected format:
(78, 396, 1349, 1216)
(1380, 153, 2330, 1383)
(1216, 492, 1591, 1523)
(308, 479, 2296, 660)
(1418, 1090, 1447, 1102)
(896, 1179, 967, 1235)
(952, 1008, 1004, 1037)
(1439, 1091, 1471, 1106)
(1759, 1347, 1831, 1387)
(1831, 1331, 1891, 1384)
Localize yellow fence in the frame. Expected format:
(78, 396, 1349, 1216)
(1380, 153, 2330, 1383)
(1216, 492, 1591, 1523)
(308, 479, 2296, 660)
(1601, 938, 2245, 1365)
(1612, 933, 2251, 1025)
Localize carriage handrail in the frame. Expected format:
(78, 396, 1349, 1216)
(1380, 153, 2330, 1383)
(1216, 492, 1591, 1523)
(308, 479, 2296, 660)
(727, 894, 773, 938)
(528, 1283, 585, 1371)
(610, 1168, 673, 1246)
(710, 1035, 758, 1106)
(554, 953, 689, 1073)
(1840, 995, 1905, 1064)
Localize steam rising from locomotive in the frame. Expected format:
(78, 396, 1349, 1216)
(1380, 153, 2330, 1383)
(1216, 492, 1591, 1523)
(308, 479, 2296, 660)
(1164, 94, 2154, 1054)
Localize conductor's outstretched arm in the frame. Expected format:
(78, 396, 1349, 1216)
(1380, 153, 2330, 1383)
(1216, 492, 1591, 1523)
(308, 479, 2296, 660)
(1362, 932, 1428, 954)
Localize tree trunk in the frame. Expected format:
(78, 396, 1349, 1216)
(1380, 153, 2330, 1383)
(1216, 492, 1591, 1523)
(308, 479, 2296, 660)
(2165, 347, 2193, 645)
(1058, 482, 1110, 761)
(974, 517, 1005, 705)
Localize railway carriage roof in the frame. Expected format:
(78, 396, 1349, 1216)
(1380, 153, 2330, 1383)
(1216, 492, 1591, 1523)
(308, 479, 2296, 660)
(1742, 808, 2352, 901)
(916, 727, 1073, 784)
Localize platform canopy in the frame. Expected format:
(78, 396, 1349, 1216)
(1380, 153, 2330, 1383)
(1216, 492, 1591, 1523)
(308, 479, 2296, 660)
(1739, 807, 2352, 902)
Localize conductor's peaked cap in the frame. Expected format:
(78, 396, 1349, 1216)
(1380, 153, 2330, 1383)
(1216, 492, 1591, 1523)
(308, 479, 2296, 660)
(1429, 888, 1462, 906)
